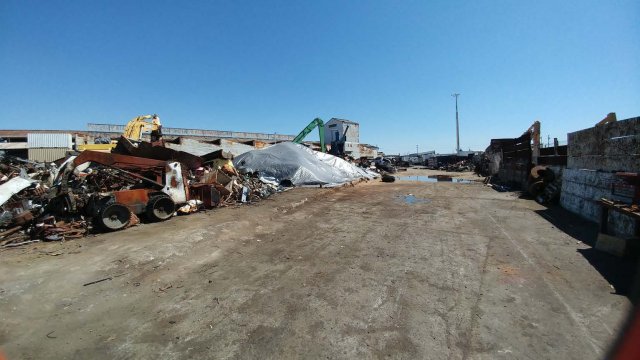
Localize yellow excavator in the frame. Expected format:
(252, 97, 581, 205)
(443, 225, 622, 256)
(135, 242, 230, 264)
(77, 115, 163, 152)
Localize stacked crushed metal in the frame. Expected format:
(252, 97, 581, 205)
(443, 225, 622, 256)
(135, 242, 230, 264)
(0, 138, 282, 248)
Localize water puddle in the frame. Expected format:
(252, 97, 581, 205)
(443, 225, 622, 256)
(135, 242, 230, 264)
(399, 194, 431, 205)
(396, 175, 471, 184)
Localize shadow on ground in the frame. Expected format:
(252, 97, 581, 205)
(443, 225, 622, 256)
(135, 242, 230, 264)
(535, 205, 640, 300)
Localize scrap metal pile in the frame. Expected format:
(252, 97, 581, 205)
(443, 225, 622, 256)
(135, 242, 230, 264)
(0, 156, 72, 247)
(1, 138, 374, 248)
(438, 159, 475, 172)
(0, 141, 270, 247)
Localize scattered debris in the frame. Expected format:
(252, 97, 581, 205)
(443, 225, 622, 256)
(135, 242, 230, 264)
(483, 176, 510, 192)
(83, 273, 127, 286)
(2, 239, 41, 248)
(83, 277, 113, 287)
(381, 174, 396, 182)
(527, 166, 561, 204)
(438, 160, 474, 172)
(373, 157, 397, 173)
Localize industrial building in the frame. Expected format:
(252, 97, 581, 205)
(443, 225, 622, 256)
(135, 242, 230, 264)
(85, 123, 295, 142)
(0, 125, 295, 163)
(323, 118, 379, 158)
(0, 119, 380, 162)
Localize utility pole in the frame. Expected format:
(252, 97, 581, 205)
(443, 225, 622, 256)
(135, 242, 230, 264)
(452, 93, 460, 154)
(416, 144, 419, 155)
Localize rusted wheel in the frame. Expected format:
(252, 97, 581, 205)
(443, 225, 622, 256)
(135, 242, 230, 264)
(381, 174, 396, 182)
(146, 195, 175, 222)
(97, 203, 131, 231)
(528, 180, 546, 197)
(530, 165, 555, 182)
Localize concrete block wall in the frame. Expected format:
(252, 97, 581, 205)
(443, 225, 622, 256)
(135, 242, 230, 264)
(567, 117, 640, 171)
(560, 116, 640, 238)
(561, 169, 636, 237)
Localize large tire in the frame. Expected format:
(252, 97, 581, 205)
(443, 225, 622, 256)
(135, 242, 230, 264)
(381, 174, 396, 182)
(146, 195, 175, 222)
(528, 180, 546, 197)
(96, 203, 131, 231)
(530, 165, 555, 183)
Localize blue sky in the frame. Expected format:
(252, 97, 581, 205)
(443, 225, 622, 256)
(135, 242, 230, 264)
(1, 1, 638, 154)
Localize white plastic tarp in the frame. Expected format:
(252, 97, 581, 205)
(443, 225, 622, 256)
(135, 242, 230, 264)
(233, 142, 378, 186)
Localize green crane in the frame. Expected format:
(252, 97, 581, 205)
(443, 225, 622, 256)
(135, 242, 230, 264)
(292, 117, 326, 152)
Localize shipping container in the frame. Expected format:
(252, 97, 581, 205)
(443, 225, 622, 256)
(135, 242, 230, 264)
(27, 133, 72, 148)
(28, 148, 69, 162)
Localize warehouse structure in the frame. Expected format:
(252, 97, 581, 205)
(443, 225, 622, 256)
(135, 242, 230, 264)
(323, 118, 379, 158)
(0, 120, 380, 162)
(0, 124, 296, 162)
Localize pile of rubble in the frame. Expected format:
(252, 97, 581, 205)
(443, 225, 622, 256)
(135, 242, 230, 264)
(1, 138, 374, 248)
(439, 160, 474, 172)
(0, 156, 81, 247)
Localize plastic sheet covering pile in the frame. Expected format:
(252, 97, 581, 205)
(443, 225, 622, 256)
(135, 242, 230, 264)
(233, 142, 378, 186)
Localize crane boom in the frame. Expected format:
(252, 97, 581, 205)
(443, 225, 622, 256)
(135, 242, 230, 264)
(292, 118, 326, 152)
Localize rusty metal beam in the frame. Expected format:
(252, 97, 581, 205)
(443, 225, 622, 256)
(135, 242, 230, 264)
(73, 150, 167, 169)
(112, 137, 202, 170)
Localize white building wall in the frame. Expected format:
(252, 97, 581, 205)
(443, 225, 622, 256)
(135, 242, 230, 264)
(344, 124, 359, 143)
(324, 119, 359, 145)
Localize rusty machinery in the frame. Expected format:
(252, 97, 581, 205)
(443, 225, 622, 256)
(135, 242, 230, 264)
(49, 151, 189, 231)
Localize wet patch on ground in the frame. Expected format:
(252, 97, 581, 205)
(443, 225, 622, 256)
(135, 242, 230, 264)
(396, 176, 471, 184)
(398, 194, 431, 205)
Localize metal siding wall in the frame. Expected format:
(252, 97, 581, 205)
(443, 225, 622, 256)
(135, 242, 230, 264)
(347, 124, 359, 143)
(28, 148, 69, 162)
(27, 133, 72, 148)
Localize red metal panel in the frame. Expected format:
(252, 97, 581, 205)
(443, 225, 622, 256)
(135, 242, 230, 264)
(113, 189, 150, 214)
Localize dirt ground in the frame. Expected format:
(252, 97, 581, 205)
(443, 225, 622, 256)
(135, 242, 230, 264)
(0, 169, 634, 359)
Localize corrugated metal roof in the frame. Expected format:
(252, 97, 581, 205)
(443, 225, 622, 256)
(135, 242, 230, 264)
(27, 133, 72, 148)
(165, 138, 256, 157)
(328, 118, 359, 125)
